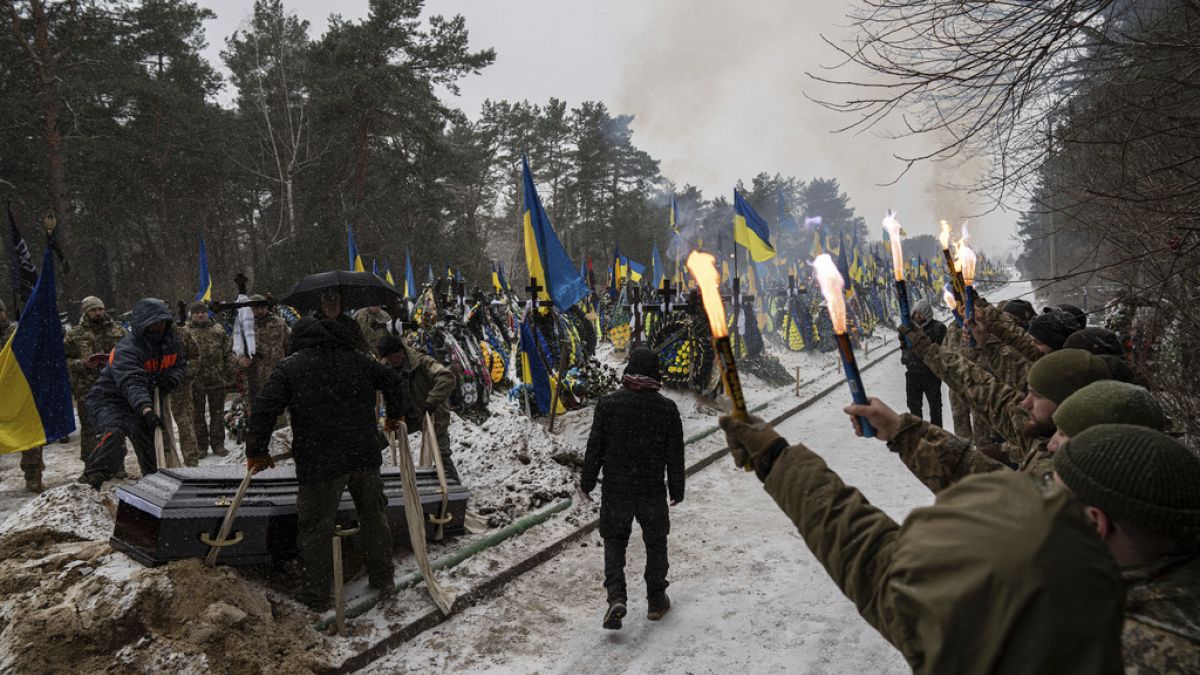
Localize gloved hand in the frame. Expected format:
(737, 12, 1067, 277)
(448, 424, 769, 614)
(898, 324, 933, 358)
(141, 410, 162, 434)
(247, 455, 275, 474)
(719, 414, 783, 473)
(384, 416, 405, 432)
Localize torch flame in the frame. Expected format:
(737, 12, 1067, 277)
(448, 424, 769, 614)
(943, 285, 957, 312)
(958, 244, 978, 286)
(939, 220, 952, 250)
(685, 251, 728, 338)
(882, 209, 905, 282)
(811, 254, 847, 334)
(960, 220, 971, 248)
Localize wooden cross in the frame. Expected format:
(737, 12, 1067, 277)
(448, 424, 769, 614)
(623, 284, 646, 348)
(657, 279, 675, 313)
(525, 276, 554, 311)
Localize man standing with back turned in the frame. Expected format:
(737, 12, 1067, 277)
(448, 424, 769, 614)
(581, 347, 685, 630)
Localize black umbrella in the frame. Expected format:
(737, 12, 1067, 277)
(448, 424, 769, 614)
(280, 271, 403, 313)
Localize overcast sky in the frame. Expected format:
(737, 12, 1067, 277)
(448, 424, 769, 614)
(199, 0, 1019, 257)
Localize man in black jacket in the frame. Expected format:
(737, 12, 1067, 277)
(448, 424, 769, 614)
(581, 347, 685, 630)
(245, 317, 406, 611)
(78, 298, 187, 489)
(902, 299, 947, 427)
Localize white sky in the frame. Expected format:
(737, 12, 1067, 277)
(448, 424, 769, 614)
(199, 0, 1020, 257)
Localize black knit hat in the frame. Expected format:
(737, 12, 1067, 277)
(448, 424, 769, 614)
(377, 334, 405, 358)
(1056, 304, 1087, 330)
(1028, 311, 1078, 351)
(1063, 327, 1124, 357)
(625, 346, 660, 380)
(1026, 349, 1111, 405)
(1054, 424, 1200, 535)
(1001, 298, 1037, 324)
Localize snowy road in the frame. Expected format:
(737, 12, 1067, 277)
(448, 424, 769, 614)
(378, 281, 1031, 674)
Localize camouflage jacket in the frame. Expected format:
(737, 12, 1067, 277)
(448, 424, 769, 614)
(978, 303, 1041, 376)
(250, 314, 289, 372)
(1122, 553, 1200, 673)
(899, 340, 1055, 486)
(354, 308, 391, 356)
(183, 319, 234, 389)
(63, 318, 128, 395)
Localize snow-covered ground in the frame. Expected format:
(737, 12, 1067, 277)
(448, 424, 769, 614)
(0, 281, 1028, 673)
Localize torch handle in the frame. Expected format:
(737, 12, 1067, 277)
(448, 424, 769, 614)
(942, 248, 967, 304)
(895, 279, 912, 347)
(835, 333, 875, 438)
(713, 337, 749, 422)
(964, 285, 976, 348)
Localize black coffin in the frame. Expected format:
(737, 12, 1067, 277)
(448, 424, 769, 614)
(110, 465, 469, 567)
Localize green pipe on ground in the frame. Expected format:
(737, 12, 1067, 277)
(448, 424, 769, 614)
(315, 496, 574, 630)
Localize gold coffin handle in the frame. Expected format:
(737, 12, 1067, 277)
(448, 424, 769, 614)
(199, 531, 245, 547)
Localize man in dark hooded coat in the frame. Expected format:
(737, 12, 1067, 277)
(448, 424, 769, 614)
(78, 298, 187, 488)
(581, 347, 685, 630)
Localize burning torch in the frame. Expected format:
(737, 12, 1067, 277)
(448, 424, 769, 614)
(686, 251, 749, 424)
(939, 220, 967, 305)
(813, 254, 875, 437)
(882, 210, 912, 337)
(943, 285, 963, 326)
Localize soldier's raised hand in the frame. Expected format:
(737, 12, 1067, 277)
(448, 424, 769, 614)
(719, 414, 783, 472)
(843, 398, 902, 442)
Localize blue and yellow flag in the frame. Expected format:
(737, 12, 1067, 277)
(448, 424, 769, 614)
(522, 155, 588, 312)
(404, 250, 416, 298)
(669, 194, 680, 232)
(347, 226, 365, 272)
(1, 249, 74, 453)
(195, 235, 212, 302)
(619, 256, 645, 283)
(651, 242, 667, 289)
(384, 260, 396, 287)
(733, 189, 775, 262)
(611, 243, 622, 291)
(498, 261, 509, 293)
(492, 261, 503, 293)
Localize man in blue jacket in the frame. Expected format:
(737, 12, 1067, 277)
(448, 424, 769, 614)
(78, 298, 187, 488)
(581, 347, 685, 630)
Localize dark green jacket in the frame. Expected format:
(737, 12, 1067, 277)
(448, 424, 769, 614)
(763, 445, 1124, 674)
(395, 344, 456, 433)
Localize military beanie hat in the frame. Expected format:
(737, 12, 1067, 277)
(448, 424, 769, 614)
(188, 301, 208, 314)
(81, 295, 105, 313)
(1026, 348, 1111, 405)
(377, 334, 405, 358)
(1052, 381, 1166, 437)
(1000, 298, 1036, 323)
(1055, 424, 1200, 534)
(1062, 327, 1124, 357)
(1027, 310, 1077, 351)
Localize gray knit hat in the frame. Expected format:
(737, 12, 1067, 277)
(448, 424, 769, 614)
(81, 295, 105, 313)
(1052, 381, 1166, 438)
(1054, 424, 1200, 534)
(1026, 349, 1111, 405)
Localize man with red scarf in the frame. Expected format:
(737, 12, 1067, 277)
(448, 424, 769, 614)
(581, 347, 685, 630)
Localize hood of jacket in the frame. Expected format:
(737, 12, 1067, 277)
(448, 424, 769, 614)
(129, 298, 175, 342)
(290, 317, 356, 353)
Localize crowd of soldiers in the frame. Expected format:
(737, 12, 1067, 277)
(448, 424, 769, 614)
(720, 286, 1199, 672)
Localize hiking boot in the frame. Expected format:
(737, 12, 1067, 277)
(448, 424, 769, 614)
(24, 478, 45, 494)
(212, 445, 228, 457)
(647, 594, 671, 621)
(602, 600, 627, 630)
(76, 472, 107, 491)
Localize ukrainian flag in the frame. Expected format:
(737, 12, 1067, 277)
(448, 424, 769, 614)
(733, 189, 775, 262)
(195, 236, 212, 302)
(669, 194, 679, 231)
(651, 242, 667, 289)
(347, 226, 365, 272)
(492, 261, 503, 293)
(1, 249, 74, 454)
(404, 250, 416, 298)
(384, 260, 396, 287)
(522, 155, 588, 312)
(497, 262, 509, 293)
(620, 256, 645, 283)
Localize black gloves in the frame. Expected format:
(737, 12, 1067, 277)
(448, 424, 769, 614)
(141, 410, 163, 434)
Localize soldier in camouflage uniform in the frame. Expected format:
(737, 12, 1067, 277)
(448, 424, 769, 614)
(184, 302, 234, 459)
(63, 296, 128, 460)
(172, 323, 203, 465)
(718, 413, 1125, 672)
(1052, 424, 1200, 672)
(239, 296, 290, 400)
(354, 305, 391, 356)
(879, 331, 1113, 491)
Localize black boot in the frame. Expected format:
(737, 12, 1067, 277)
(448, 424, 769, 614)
(647, 593, 671, 621)
(602, 599, 627, 630)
